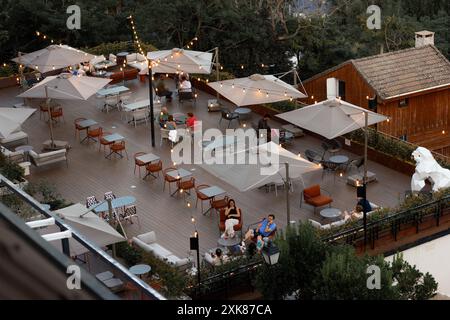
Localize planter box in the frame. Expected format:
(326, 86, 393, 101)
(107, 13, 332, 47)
(0, 178, 28, 196)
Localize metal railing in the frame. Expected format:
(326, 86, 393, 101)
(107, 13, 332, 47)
(0, 174, 165, 300)
(321, 194, 450, 250)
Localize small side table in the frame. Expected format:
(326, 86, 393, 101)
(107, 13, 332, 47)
(15, 145, 34, 161)
(320, 208, 342, 220)
(129, 264, 151, 279)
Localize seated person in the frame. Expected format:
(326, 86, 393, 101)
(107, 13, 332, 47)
(164, 115, 177, 130)
(244, 214, 276, 243)
(343, 204, 364, 220)
(204, 248, 229, 266)
(221, 199, 241, 239)
(357, 196, 372, 214)
(159, 107, 170, 127)
(186, 112, 197, 131)
(154, 74, 173, 101)
(179, 75, 192, 93)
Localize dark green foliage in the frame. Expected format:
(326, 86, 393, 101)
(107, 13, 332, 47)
(255, 222, 438, 300)
(115, 241, 142, 266)
(0, 153, 24, 182)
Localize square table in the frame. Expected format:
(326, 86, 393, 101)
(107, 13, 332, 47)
(199, 186, 226, 215)
(103, 133, 125, 159)
(136, 153, 161, 179)
(166, 168, 193, 197)
(78, 119, 98, 143)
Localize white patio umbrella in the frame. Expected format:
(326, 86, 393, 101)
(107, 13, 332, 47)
(200, 141, 322, 223)
(277, 98, 388, 244)
(17, 73, 111, 146)
(0, 107, 36, 139)
(207, 74, 307, 107)
(12, 45, 94, 73)
(49, 203, 125, 256)
(146, 48, 213, 74)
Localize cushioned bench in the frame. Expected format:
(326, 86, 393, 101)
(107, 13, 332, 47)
(29, 149, 68, 168)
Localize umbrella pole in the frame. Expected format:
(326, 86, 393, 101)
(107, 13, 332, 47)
(215, 47, 220, 101)
(45, 86, 55, 148)
(363, 111, 369, 248)
(148, 64, 155, 147)
(285, 163, 291, 226)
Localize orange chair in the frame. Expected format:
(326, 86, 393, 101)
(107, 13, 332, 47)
(134, 152, 146, 177)
(195, 184, 211, 213)
(210, 195, 229, 214)
(39, 104, 49, 120)
(300, 184, 333, 213)
(178, 177, 195, 199)
(87, 127, 103, 143)
(218, 208, 243, 236)
(163, 167, 178, 193)
(109, 141, 128, 159)
(145, 160, 163, 179)
(51, 107, 64, 123)
(74, 117, 87, 141)
(99, 131, 113, 153)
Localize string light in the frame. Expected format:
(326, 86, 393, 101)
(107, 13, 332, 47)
(35, 30, 63, 46)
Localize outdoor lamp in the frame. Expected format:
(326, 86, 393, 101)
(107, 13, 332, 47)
(262, 240, 280, 265)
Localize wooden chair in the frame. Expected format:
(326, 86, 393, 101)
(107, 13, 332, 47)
(109, 141, 128, 159)
(121, 205, 140, 226)
(99, 131, 113, 154)
(300, 184, 333, 213)
(51, 107, 65, 124)
(74, 117, 87, 141)
(178, 177, 195, 199)
(163, 167, 178, 193)
(210, 195, 229, 214)
(145, 160, 163, 179)
(134, 152, 146, 177)
(218, 208, 243, 236)
(87, 127, 103, 143)
(195, 184, 211, 213)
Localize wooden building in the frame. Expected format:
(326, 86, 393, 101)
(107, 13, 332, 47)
(300, 31, 450, 156)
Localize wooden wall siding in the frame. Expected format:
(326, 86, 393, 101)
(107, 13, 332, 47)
(377, 89, 450, 144)
(300, 63, 376, 108)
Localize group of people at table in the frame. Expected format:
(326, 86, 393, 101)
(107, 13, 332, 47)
(154, 73, 193, 102)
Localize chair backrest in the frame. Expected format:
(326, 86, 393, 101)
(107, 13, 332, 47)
(86, 196, 98, 207)
(196, 184, 210, 197)
(89, 127, 103, 136)
(305, 149, 320, 162)
(304, 185, 321, 198)
(220, 108, 230, 119)
(134, 152, 146, 164)
(133, 108, 148, 120)
(104, 191, 116, 200)
(112, 141, 125, 149)
(353, 157, 364, 168)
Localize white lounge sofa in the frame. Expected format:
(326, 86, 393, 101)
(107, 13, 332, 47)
(133, 231, 192, 271)
(126, 53, 148, 71)
(1, 146, 25, 163)
(29, 149, 68, 168)
(0, 131, 29, 148)
(309, 218, 346, 230)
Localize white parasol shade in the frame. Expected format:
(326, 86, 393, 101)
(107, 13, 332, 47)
(207, 74, 307, 107)
(12, 45, 94, 73)
(0, 107, 36, 139)
(147, 48, 213, 74)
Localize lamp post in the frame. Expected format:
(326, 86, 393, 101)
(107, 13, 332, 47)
(147, 60, 155, 147)
(190, 217, 201, 286)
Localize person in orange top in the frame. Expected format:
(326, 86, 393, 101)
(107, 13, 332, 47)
(186, 112, 197, 131)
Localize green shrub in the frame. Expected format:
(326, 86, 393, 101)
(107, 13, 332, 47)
(84, 41, 157, 57)
(0, 153, 24, 182)
(115, 241, 142, 266)
(0, 64, 16, 77)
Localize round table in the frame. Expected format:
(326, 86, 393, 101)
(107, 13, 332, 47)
(129, 264, 151, 278)
(329, 155, 349, 164)
(234, 107, 252, 120)
(15, 145, 34, 160)
(320, 208, 342, 220)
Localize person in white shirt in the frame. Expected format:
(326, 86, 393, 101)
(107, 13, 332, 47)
(179, 75, 192, 92)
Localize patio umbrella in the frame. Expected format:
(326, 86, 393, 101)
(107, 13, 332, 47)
(200, 141, 322, 224)
(0, 107, 36, 139)
(207, 74, 307, 107)
(147, 48, 213, 74)
(12, 44, 94, 74)
(276, 98, 388, 244)
(49, 203, 125, 256)
(17, 73, 111, 146)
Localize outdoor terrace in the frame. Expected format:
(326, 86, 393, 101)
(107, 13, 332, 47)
(0, 77, 411, 259)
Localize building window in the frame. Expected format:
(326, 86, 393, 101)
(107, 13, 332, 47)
(398, 98, 409, 107)
(338, 80, 346, 101)
(399, 134, 407, 141)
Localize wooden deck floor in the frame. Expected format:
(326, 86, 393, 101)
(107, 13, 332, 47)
(0, 78, 411, 258)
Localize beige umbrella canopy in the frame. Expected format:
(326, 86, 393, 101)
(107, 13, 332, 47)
(17, 73, 111, 145)
(207, 74, 307, 107)
(12, 45, 94, 73)
(0, 107, 36, 139)
(146, 48, 213, 74)
(48, 203, 125, 256)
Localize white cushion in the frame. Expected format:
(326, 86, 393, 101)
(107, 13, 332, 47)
(1, 131, 28, 144)
(96, 271, 113, 282)
(109, 54, 117, 62)
(308, 219, 322, 229)
(331, 219, 345, 228)
(137, 231, 156, 244)
(320, 223, 331, 230)
(126, 53, 138, 62)
(148, 243, 172, 258)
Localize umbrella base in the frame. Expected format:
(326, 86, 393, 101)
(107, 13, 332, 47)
(42, 140, 70, 151)
(347, 172, 377, 187)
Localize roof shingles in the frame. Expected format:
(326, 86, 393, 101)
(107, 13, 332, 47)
(352, 45, 450, 99)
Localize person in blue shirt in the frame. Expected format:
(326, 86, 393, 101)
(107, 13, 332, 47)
(244, 214, 277, 243)
(357, 197, 372, 214)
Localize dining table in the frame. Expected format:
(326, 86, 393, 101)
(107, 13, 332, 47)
(136, 153, 161, 179)
(90, 196, 136, 214)
(103, 133, 125, 159)
(166, 168, 193, 197)
(77, 119, 98, 143)
(199, 186, 226, 215)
